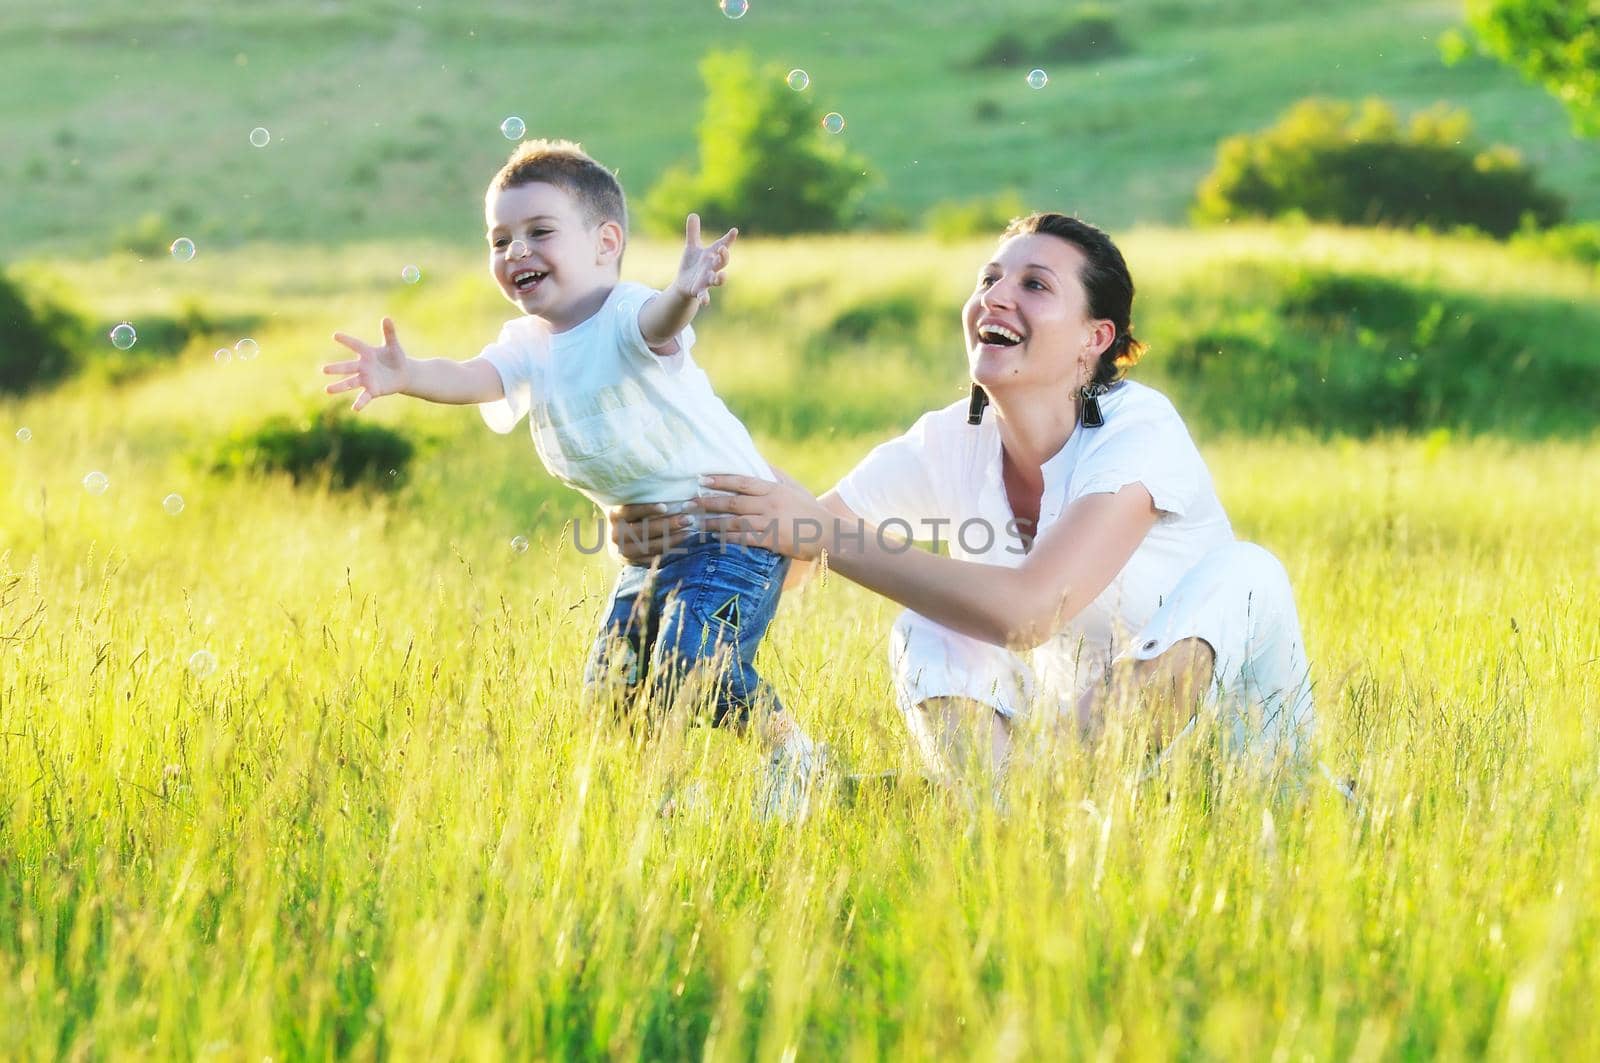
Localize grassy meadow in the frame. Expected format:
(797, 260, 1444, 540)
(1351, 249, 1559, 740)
(3, 228, 1600, 1057)
(6, 0, 1600, 1056)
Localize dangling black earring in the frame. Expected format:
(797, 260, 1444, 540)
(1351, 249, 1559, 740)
(967, 384, 988, 425)
(1079, 383, 1108, 428)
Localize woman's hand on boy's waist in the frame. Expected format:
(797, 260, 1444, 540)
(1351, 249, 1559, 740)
(607, 500, 697, 564)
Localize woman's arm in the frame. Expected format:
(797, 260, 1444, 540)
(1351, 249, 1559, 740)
(602, 469, 855, 595)
(691, 475, 1159, 650)
(779, 492, 858, 591)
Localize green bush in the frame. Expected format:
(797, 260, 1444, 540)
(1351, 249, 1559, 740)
(208, 407, 416, 490)
(1511, 221, 1600, 268)
(923, 190, 1027, 242)
(970, 6, 1127, 68)
(113, 205, 207, 257)
(1193, 98, 1565, 237)
(802, 285, 957, 368)
(88, 299, 264, 385)
(1155, 266, 1600, 435)
(0, 269, 253, 394)
(0, 266, 88, 394)
(640, 51, 872, 236)
(114, 212, 178, 257)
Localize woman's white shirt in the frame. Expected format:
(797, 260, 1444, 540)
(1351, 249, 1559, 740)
(832, 381, 1236, 702)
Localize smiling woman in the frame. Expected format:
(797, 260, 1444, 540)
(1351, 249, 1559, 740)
(613, 213, 1330, 789)
(964, 213, 1146, 433)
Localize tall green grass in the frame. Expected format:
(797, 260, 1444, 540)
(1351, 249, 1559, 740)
(2, 230, 1598, 1057)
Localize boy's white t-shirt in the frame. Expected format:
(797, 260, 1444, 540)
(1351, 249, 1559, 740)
(832, 381, 1236, 700)
(477, 281, 773, 506)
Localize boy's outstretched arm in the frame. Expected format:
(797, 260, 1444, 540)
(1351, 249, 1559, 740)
(324, 317, 503, 410)
(638, 213, 737, 351)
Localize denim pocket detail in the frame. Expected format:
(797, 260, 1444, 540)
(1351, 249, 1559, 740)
(671, 544, 773, 636)
(705, 543, 784, 590)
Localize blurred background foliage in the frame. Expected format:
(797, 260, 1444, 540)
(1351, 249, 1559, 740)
(1, 0, 1597, 247)
(1, 0, 1597, 450)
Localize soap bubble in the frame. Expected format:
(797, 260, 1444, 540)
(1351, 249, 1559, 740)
(500, 116, 525, 140)
(163, 493, 185, 515)
(109, 322, 137, 350)
(510, 535, 530, 554)
(187, 650, 217, 678)
(83, 471, 110, 495)
(786, 69, 809, 91)
(214, 348, 232, 364)
(508, 239, 528, 259)
(170, 237, 196, 262)
(15, 427, 30, 443)
(401, 264, 422, 284)
(234, 338, 259, 360)
(720, 0, 748, 18)
(821, 112, 846, 134)
(1026, 68, 1049, 89)
(249, 126, 271, 147)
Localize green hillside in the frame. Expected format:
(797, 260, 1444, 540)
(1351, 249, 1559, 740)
(3, 0, 1596, 252)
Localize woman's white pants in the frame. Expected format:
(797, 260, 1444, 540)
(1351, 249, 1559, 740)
(888, 540, 1317, 766)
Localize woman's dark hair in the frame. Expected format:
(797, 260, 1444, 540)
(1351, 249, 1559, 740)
(1001, 212, 1147, 386)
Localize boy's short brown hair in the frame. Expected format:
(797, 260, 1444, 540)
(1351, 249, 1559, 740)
(490, 139, 628, 235)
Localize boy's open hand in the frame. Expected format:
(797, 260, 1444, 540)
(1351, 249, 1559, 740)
(672, 213, 737, 307)
(324, 317, 411, 412)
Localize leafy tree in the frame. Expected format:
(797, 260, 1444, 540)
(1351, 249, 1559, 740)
(969, 5, 1127, 68)
(1462, 0, 1600, 135)
(1193, 98, 1564, 237)
(641, 51, 871, 236)
(0, 267, 87, 394)
(922, 190, 1028, 241)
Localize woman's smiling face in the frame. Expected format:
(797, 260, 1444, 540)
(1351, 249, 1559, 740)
(963, 231, 1110, 396)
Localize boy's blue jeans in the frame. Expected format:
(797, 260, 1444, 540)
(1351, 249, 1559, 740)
(583, 534, 790, 726)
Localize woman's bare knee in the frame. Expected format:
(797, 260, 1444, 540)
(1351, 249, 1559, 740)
(1138, 636, 1215, 693)
(1076, 637, 1217, 745)
(910, 696, 1011, 776)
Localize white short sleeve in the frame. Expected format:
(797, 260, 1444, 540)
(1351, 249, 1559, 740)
(611, 284, 690, 373)
(476, 319, 542, 434)
(1071, 407, 1205, 520)
(832, 409, 947, 529)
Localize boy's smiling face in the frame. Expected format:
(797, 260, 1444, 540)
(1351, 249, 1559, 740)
(485, 181, 623, 331)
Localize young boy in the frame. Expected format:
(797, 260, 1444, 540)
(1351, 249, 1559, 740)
(322, 139, 817, 813)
